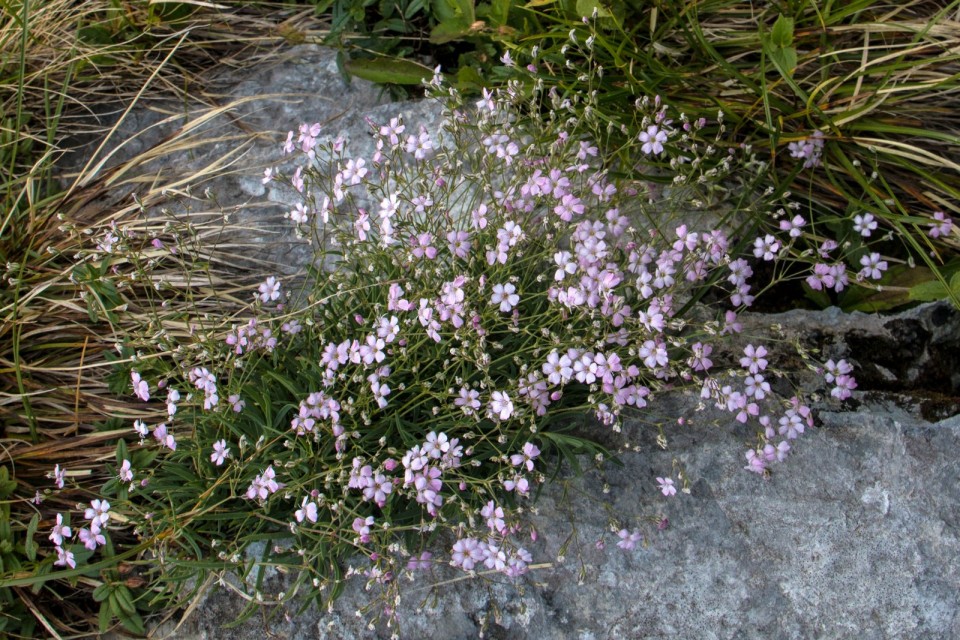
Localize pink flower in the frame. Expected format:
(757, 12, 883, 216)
(656, 477, 677, 497)
(79, 525, 106, 551)
(153, 423, 176, 451)
(853, 213, 878, 237)
(245, 465, 282, 500)
(488, 391, 514, 421)
(84, 499, 111, 526)
(744, 450, 766, 474)
(510, 443, 541, 472)
(54, 545, 76, 569)
(49, 513, 71, 546)
(118, 460, 133, 483)
(490, 283, 519, 312)
(617, 528, 642, 550)
(52, 464, 65, 489)
(446, 230, 472, 259)
(638, 125, 667, 155)
(928, 211, 954, 239)
(295, 497, 319, 524)
(130, 371, 150, 402)
(406, 551, 433, 571)
(258, 276, 281, 303)
(211, 439, 230, 466)
(740, 345, 768, 374)
(352, 515, 375, 543)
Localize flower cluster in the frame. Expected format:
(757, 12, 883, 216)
(787, 131, 825, 169)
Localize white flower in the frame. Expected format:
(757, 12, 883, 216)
(489, 391, 514, 421)
(490, 283, 519, 313)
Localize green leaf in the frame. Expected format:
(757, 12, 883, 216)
(343, 57, 433, 85)
(25, 513, 39, 561)
(576, 0, 612, 19)
(93, 582, 112, 603)
(920, 270, 960, 302)
(98, 600, 113, 634)
(768, 46, 798, 74)
(771, 15, 794, 48)
(429, 21, 474, 44)
(0, 466, 16, 499)
(431, 0, 475, 23)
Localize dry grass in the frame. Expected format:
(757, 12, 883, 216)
(0, 1, 335, 634)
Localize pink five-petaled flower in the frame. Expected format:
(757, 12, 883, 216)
(481, 500, 507, 534)
(858, 253, 888, 281)
(739, 344, 768, 374)
(510, 442, 541, 472)
(49, 513, 71, 546)
(744, 449, 767, 474)
(211, 439, 230, 466)
(52, 464, 65, 489)
(831, 375, 858, 400)
(54, 545, 76, 569)
(245, 465, 282, 501)
(84, 499, 110, 526)
(118, 460, 134, 483)
(928, 211, 954, 239)
(638, 125, 667, 155)
(352, 515, 375, 543)
(446, 230, 472, 259)
(295, 497, 318, 524)
(617, 528, 643, 550)
(822, 359, 853, 384)
(656, 477, 677, 497)
(79, 525, 106, 551)
(258, 276, 281, 303)
(130, 371, 150, 402)
(153, 423, 176, 451)
(488, 391, 514, 421)
(490, 283, 519, 313)
(853, 213, 878, 237)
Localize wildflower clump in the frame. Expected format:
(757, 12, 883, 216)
(46, 53, 856, 627)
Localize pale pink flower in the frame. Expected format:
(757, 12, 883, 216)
(488, 391, 514, 421)
(295, 497, 319, 524)
(49, 513, 71, 546)
(84, 499, 110, 526)
(52, 464, 65, 489)
(656, 477, 677, 497)
(258, 276, 281, 303)
(211, 439, 230, 466)
(928, 211, 954, 239)
(118, 460, 134, 483)
(617, 528, 642, 550)
(490, 283, 519, 312)
(54, 545, 76, 569)
(130, 371, 150, 402)
(79, 525, 106, 551)
(638, 125, 667, 155)
(510, 443, 541, 472)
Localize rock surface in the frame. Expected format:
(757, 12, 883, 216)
(82, 47, 959, 640)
